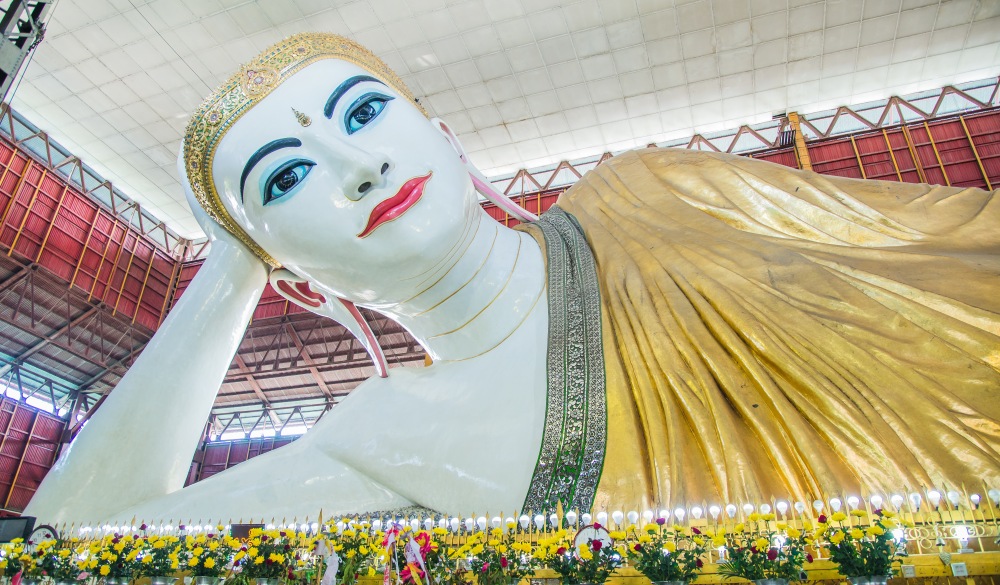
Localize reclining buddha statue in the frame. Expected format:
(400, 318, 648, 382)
(25, 33, 1000, 524)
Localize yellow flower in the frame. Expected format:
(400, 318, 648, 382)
(829, 531, 845, 545)
(786, 528, 801, 538)
(100, 566, 111, 576)
(711, 537, 726, 547)
(753, 538, 769, 552)
(188, 557, 200, 567)
(747, 513, 760, 522)
(193, 547, 205, 557)
(234, 551, 246, 561)
(733, 523, 746, 533)
(579, 549, 593, 561)
(204, 558, 216, 569)
(851, 509, 867, 517)
(882, 510, 897, 518)
(763, 513, 776, 521)
(831, 512, 848, 522)
(254, 556, 265, 565)
(609, 531, 626, 540)
(432, 527, 447, 536)
(153, 540, 167, 549)
(776, 522, 787, 530)
(867, 526, 885, 537)
(248, 547, 259, 558)
(662, 541, 676, 553)
(496, 544, 508, 554)
(208, 541, 220, 551)
(249, 528, 263, 537)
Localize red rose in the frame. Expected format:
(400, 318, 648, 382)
(139, 524, 148, 531)
(696, 560, 704, 568)
(633, 544, 642, 552)
(594, 523, 602, 529)
(500, 558, 508, 568)
(767, 549, 778, 561)
(208, 534, 215, 538)
(817, 515, 827, 524)
(481, 563, 490, 572)
(806, 554, 814, 563)
(280, 531, 287, 537)
(557, 547, 567, 555)
(656, 518, 666, 525)
(592, 540, 603, 551)
(261, 535, 269, 542)
(874, 509, 883, 517)
(691, 527, 701, 535)
(179, 525, 186, 530)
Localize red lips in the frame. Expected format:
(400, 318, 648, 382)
(357, 172, 432, 238)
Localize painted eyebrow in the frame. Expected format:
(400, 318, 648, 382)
(324, 75, 385, 119)
(239, 137, 302, 201)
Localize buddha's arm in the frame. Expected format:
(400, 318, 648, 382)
(113, 432, 413, 524)
(24, 237, 268, 523)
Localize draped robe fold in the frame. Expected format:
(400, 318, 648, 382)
(523, 148, 1000, 509)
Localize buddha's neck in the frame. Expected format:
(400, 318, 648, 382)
(377, 212, 546, 362)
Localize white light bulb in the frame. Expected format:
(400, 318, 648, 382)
(928, 490, 942, 507)
(812, 500, 824, 512)
(674, 508, 685, 521)
(612, 511, 624, 526)
(491, 517, 501, 528)
(759, 504, 771, 514)
(909, 493, 922, 510)
(776, 502, 788, 516)
(742, 503, 754, 515)
(691, 507, 703, 520)
(641, 510, 654, 522)
(970, 494, 981, 508)
(988, 489, 1000, 505)
(518, 516, 529, 529)
(466, 518, 476, 531)
(870, 495, 883, 509)
(947, 491, 961, 507)
(410, 519, 420, 532)
(549, 514, 559, 527)
(658, 509, 669, 519)
(438, 519, 447, 530)
(596, 512, 609, 525)
(423, 519, 433, 530)
(890, 494, 904, 509)
(476, 517, 487, 531)
(581, 513, 593, 525)
(847, 496, 860, 509)
(709, 505, 721, 519)
(725, 504, 737, 518)
(794, 502, 806, 514)
(566, 511, 578, 525)
(830, 498, 842, 511)
(627, 511, 639, 524)
(372, 519, 382, 531)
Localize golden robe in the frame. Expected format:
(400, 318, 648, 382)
(550, 148, 1000, 508)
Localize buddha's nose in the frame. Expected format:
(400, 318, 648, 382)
(344, 152, 391, 201)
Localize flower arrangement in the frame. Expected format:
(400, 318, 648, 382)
(92, 533, 144, 581)
(392, 528, 451, 585)
(233, 528, 297, 581)
(627, 519, 707, 583)
(459, 523, 536, 585)
(717, 514, 811, 583)
(0, 538, 27, 579)
(324, 523, 381, 585)
(539, 527, 624, 585)
(137, 534, 182, 577)
(182, 530, 238, 578)
(33, 539, 86, 583)
(819, 510, 907, 578)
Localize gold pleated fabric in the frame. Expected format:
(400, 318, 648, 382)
(554, 148, 1000, 509)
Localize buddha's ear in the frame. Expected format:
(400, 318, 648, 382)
(269, 269, 388, 378)
(430, 117, 538, 223)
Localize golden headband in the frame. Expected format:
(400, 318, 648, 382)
(182, 32, 428, 268)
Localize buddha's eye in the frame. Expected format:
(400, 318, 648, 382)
(263, 159, 314, 205)
(345, 92, 394, 135)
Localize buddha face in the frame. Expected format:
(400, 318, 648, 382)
(211, 59, 478, 305)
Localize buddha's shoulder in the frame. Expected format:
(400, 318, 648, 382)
(596, 147, 746, 171)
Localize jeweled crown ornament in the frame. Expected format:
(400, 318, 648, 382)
(183, 32, 427, 268)
(292, 108, 312, 127)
